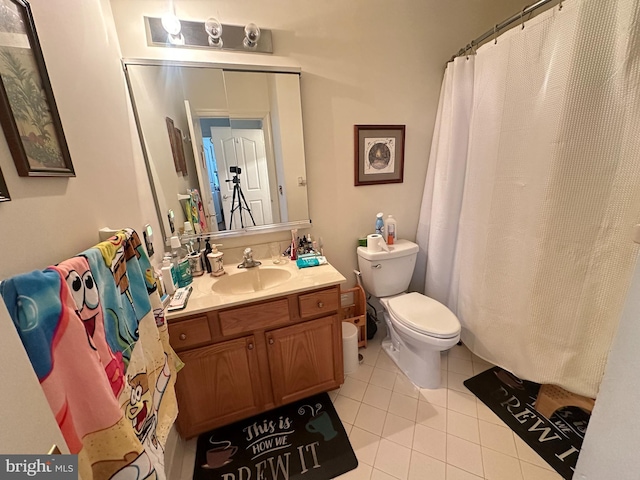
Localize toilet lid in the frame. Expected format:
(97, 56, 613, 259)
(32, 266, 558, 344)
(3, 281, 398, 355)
(387, 292, 460, 339)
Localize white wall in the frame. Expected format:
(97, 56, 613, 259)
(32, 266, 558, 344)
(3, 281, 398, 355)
(109, 0, 529, 286)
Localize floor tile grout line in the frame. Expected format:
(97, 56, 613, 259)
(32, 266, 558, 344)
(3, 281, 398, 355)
(475, 409, 486, 479)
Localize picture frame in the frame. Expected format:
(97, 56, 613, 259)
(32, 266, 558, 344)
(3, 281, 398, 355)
(0, 165, 10, 201)
(354, 125, 405, 186)
(165, 117, 182, 174)
(166, 117, 188, 176)
(174, 127, 187, 176)
(0, 0, 74, 177)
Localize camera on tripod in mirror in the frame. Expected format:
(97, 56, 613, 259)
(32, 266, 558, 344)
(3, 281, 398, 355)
(226, 166, 242, 184)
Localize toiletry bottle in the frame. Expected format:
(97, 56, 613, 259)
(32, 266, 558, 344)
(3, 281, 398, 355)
(375, 212, 385, 236)
(154, 267, 165, 297)
(385, 215, 397, 245)
(177, 258, 193, 288)
(170, 236, 182, 269)
(207, 244, 225, 277)
(290, 229, 298, 260)
(161, 258, 176, 295)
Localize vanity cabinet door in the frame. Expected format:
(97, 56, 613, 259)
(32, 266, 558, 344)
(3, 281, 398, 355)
(266, 315, 343, 406)
(175, 335, 263, 438)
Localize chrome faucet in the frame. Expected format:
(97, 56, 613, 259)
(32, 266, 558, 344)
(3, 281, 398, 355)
(238, 247, 262, 269)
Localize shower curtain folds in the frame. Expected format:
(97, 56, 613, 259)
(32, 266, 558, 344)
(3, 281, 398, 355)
(417, 0, 640, 398)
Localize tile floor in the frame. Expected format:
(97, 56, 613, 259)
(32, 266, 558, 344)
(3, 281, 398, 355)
(332, 329, 563, 480)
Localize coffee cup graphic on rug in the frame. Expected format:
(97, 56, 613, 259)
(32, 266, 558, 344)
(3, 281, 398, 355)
(204, 440, 238, 469)
(304, 410, 337, 441)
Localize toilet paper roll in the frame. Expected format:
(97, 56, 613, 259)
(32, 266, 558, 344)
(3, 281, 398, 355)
(366, 234, 389, 252)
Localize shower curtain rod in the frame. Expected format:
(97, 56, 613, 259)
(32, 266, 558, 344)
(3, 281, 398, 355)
(450, 0, 560, 61)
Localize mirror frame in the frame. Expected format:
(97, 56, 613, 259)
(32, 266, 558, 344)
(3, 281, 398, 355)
(122, 58, 311, 244)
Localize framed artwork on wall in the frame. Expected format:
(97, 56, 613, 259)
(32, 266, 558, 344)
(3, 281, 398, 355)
(354, 124, 405, 186)
(174, 127, 187, 176)
(0, 0, 74, 177)
(166, 117, 187, 176)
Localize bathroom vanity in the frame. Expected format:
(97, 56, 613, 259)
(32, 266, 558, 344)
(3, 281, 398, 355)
(166, 260, 346, 438)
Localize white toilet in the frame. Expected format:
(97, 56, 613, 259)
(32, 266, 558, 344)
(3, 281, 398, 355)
(357, 239, 461, 388)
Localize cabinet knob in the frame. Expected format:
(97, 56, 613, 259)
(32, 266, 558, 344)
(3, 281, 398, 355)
(179, 333, 187, 340)
(248, 343, 254, 350)
(268, 338, 274, 345)
(317, 301, 324, 308)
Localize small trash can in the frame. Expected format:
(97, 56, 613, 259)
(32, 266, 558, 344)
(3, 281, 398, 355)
(342, 322, 359, 375)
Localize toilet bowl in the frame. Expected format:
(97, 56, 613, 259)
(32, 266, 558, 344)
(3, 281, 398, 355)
(380, 293, 460, 388)
(356, 239, 461, 389)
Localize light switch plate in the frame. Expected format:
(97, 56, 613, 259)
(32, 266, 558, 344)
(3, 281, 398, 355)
(143, 224, 155, 257)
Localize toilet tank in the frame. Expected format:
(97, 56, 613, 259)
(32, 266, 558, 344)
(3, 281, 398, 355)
(356, 239, 419, 297)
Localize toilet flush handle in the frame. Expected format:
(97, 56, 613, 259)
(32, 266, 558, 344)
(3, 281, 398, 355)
(372, 264, 382, 269)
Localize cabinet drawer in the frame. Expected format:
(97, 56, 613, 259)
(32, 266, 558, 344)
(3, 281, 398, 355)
(219, 299, 290, 336)
(169, 316, 212, 350)
(298, 287, 339, 319)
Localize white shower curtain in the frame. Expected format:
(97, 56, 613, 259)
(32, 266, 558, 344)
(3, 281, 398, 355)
(417, 0, 640, 398)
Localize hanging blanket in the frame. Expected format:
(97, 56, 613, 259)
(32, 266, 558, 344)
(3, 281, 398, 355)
(189, 188, 208, 234)
(1, 229, 182, 480)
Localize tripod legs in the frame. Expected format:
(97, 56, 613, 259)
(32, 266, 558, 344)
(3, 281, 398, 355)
(229, 182, 256, 229)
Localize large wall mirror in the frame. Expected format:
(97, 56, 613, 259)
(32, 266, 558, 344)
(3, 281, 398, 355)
(124, 60, 310, 243)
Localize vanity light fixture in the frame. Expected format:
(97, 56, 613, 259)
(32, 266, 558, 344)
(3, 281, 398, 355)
(205, 17, 223, 48)
(160, 12, 184, 45)
(145, 16, 273, 53)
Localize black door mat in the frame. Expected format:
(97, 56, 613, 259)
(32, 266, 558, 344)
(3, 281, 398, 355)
(193, 392, 358, 480)
(464, 367, 589, 480)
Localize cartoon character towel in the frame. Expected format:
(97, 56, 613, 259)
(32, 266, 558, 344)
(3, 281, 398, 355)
(1, 229, 181, 480)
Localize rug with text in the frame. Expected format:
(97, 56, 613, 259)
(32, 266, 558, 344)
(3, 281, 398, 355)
(193, 392, 358, 480)
(464, 367, 590, 480)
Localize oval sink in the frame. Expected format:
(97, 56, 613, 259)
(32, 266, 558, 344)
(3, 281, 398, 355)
(211, 267, 293, 295)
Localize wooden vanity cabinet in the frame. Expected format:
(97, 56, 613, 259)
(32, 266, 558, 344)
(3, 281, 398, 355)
(266, 314, 341, 405)
(169, 286, 344, 438)
(174, 336, 263, 437)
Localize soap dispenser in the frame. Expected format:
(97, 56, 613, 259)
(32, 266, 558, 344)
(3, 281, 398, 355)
(207, 244, 225, 277)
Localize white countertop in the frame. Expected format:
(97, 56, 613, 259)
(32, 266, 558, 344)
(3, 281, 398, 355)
(166, 258, 347, 321)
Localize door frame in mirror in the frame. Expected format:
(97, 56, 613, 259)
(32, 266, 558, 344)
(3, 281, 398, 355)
(122, 58, 309, 245)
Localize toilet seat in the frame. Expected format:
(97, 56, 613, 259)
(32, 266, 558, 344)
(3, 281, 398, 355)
(386, 292, 460, 339)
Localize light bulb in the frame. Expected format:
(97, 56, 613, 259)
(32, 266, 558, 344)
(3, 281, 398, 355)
(161, 13, 181, 36)
(205, 17, 223, 48)
(243, 23, 260, 49)
(161, 12, 184, 45)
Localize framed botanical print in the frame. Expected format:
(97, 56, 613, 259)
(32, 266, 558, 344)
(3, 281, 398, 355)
(0, 0, 74, 177)
(354, 125, 405, 186)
